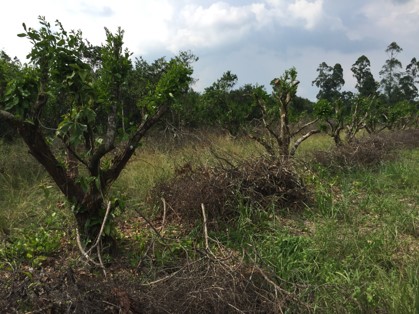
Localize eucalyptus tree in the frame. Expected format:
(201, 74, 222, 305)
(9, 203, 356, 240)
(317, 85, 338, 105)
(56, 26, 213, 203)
(351, 55, 378, 98)
(0, 17, 194, 244)
(312, 62, 346, 145)
(312, 62, 345, 102)
(398, 57, 419, 102)
(379, 42, 403, 105)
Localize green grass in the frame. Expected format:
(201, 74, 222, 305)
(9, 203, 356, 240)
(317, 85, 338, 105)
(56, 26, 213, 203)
(0, 140, 72, 267)
(0, 134, 418, 313)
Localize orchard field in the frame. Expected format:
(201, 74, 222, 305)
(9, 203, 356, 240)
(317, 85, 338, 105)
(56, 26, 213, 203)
(0, 18, 418, 313)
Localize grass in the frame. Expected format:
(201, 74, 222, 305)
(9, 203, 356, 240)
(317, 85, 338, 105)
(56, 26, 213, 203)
(0, 132, 418, 313)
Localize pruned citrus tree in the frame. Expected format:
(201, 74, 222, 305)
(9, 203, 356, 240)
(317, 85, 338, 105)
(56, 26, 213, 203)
(251, 68, 319, 159)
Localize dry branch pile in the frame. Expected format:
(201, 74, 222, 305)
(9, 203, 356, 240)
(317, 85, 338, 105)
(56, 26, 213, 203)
(153, 156, 310, 225)
(0, 247, 310, 313)
(312, 129, 419, 171)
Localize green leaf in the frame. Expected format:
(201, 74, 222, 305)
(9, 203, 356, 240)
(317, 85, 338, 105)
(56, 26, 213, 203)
(5, 96, 19, 110)
(17, 33, 27, 38)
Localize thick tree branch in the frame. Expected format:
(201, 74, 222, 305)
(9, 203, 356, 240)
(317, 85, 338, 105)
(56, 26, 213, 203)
(17, 121, 85, 202)
(102, 104, 169, 187)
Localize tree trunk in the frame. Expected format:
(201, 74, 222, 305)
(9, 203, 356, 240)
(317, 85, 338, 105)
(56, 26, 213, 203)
(16, 121, 109, 244)
(279, 103, 290, 158)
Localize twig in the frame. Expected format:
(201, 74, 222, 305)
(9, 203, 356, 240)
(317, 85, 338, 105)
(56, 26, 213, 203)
(161, 197, 167, 229)
(135, 208, 163, 239)
(24, 304, 54, 314)
(75, 201, 111, 277)
(209, 147, 236, 168)
(97, 245, 107, 278)
(87, 201, 112, 255)
(75, 228, 101, 267)
(102, 300, 121, 309)
(201, 203, 210, 251)
(140, 268, 183, 286)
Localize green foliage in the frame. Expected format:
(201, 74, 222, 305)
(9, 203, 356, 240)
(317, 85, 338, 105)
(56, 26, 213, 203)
(351, 55, 379, 98)
(313, 98, 334, 118)
(0, 226, 62, 268)
(192, 71, 265, 133)
(380, 42, 404, 105)
(140, 58, 193, 114)
(3, 66, 38, 119)
(312, 62, 345, 101)
(0, 17, 195, 245)
(271, 66, 299, 101)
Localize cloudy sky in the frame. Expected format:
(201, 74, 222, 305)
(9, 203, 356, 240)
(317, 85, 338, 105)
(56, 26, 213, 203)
(1, 0, 419, 100)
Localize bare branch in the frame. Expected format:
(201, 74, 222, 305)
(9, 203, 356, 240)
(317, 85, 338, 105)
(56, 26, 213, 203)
(201, 203, 210, 252)
(135, 208, 163, 239)
(290, 129, 320, 156)
(291, 118, 319, 137)
(75, 228, 101, 267)
(87, 201, 112, 254)
(161, 197, 167, 229)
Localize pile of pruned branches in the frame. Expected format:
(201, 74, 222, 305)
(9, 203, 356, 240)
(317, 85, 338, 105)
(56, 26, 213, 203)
(153, 155, 310, 225)
(0, 242, 310, 313)
(312, 129, 419, 171)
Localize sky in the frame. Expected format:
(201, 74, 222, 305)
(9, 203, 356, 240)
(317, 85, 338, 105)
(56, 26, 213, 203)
(1, 0, 419, 101)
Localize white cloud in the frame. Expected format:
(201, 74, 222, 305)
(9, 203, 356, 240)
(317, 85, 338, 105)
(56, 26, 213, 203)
(166, 0, 328, 52)
(287, 0, 324, 29)
(359, 0, 419, 40)
(0, 0, 175, 58)
(167, 2, 266, 51)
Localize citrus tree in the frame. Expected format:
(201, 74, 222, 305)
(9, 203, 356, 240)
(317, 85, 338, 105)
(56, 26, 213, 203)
(0, 17, 194, 245)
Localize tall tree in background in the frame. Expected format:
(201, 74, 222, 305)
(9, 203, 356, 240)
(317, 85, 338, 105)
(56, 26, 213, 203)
(351, 55, 378, 97)
(379, 42, 403, 105)
(312, 62, 346, 145)
(312, 62, 345, 102)
(398, 57, 419, 102)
